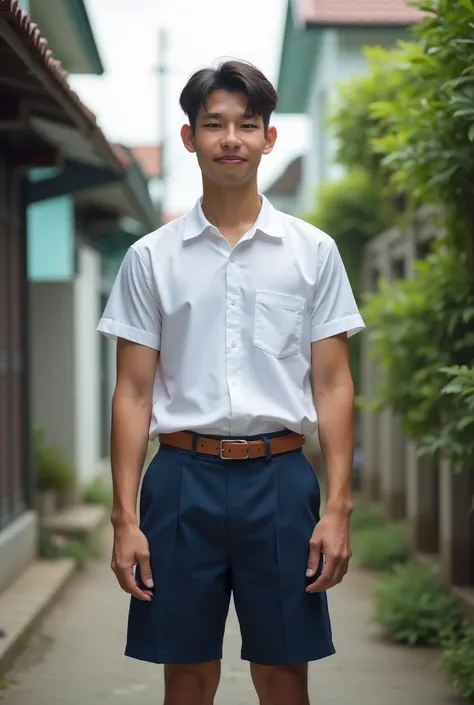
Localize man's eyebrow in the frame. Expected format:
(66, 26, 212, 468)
(200, 112, 260, 120)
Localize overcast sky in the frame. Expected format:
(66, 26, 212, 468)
(70, 0, 308, 215)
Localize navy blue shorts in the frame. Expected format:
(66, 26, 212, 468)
(125, 431, 335, 666)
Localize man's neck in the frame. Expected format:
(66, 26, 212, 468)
(200, 181, 262, 239)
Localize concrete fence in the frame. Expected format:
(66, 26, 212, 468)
(359, 209, 474, 618)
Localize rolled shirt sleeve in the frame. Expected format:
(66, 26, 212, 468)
(311, 239, 365, 342)
(97, 247, 162, 350)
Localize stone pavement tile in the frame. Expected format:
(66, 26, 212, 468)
(0, 530, 459, 705)
(0, 558, 76, 676)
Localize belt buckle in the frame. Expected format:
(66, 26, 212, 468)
(219, 439, 250, 460)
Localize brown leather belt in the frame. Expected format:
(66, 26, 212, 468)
(159, 431, 305, 460)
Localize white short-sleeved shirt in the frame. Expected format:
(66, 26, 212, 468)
(97, 195, 365, 439)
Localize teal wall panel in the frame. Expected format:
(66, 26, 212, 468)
(27, 196, 75, 282)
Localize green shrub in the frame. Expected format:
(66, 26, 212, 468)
(353, 522, 409, 571)
(350, 500, 384, 534)
(441, 622, 474, 702)
(373, 563, 461, 646)
(83, 478, 112, 509)
(34, 429, 76, 492)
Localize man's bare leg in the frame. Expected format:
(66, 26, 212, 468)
(164, 661, 221, 705)
(250, 663, 310, 705)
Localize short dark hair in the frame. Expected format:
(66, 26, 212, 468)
(179, 59, 279, 133)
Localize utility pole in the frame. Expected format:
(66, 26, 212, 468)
(157, 27, 168, 221)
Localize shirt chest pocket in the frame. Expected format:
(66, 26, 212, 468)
(253, 291, 306, 359)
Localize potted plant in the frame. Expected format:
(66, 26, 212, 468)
(34, 429, 76, 517)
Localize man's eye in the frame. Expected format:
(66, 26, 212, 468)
(242, 123, 258, 129)
(204, 123, 220, 128)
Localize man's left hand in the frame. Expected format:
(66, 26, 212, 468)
(305, 510, 352, 593)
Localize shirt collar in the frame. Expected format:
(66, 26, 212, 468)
(182, 194, 285, 242)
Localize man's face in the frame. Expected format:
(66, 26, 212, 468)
(181, 89, 277, 187)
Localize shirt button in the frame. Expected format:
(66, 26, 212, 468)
(231, 341, 237, 348)
(230, 300, 235, 306)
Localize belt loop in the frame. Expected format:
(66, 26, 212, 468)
(263, 436, 272, 462)
(190, 432, 198, 458)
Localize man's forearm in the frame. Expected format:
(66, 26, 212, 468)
(315, 382, 355, 515)
(110, 390, 151, 527)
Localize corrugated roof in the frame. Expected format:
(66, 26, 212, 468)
(297, 0, 424, 26)
(0, 0, 126, 170)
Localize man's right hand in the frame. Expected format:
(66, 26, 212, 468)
(111, 523, 154, 601)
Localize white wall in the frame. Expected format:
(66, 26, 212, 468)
(266, 193, 298, 216)
(299, 29, 338, 215)
(74, 244, 101, 485)
(29, 242, 106, 490)
(29, 282, 76, 466)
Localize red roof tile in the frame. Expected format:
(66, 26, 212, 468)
(0, 0, 126, 170)
(131, 146, 162, 179)
(297, 0, 424, 26)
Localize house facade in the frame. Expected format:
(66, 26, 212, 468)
(0, 0, 158, 593)
(276, 0, 423, 215)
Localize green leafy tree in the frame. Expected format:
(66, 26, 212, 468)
(304, 169, 391, 394)
(329, 43, 420, 184)
(322, 0, 474, 470)
(304, 169, 390, 298)
(362, 244, 474, 468)
(371, 0, 474, 266)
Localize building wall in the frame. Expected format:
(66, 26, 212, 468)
(299, 26, 411, 215)
(0, 152, 37, 593)
(299, 28, 338, 215)
(27, 195, 75, 281)
(29, 282, 76, 467)
(265, 193, 298, 216)
(29, 241, 107, 488)
(73, 243, 101, 485)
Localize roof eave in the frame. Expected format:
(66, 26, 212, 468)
(29, 0, 104, 75)
(65, 0, 104, 75)
(306, 19, 414, 29)
(0, 2, 122, 173)
(277, 0, 419, 114)
(276, 1, 320, 114)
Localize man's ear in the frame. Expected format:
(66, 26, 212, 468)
(263, 125, 277, 155)
(181, 124, 196, 154)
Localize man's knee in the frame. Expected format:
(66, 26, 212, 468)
(251, 663, 309, 705)
(164, 661, 221, 705)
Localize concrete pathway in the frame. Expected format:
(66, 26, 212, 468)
(0, 528, 459, 704)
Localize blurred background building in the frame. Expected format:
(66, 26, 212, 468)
(272, 0, 422, 213)
(0, 0, 161, 593)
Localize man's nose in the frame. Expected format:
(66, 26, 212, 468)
(221, 127, 241, 149)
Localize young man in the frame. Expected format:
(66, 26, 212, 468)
(97, 60, 365, 705)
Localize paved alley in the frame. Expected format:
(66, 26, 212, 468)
(0, 528, 459, 705)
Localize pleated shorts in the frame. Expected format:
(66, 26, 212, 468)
(125, 431, 335, 666)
